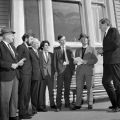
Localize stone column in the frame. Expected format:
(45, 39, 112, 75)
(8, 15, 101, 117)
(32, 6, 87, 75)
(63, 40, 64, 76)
(38, 0, 45, 42)
(84, 0, 96, 47)
(106, 0, 116, 27)
(42, 0, 55, 52)
(12, 0, 25, 47)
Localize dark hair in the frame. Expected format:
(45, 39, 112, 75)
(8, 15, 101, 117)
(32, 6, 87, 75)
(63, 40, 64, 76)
(57, 34, 65, 41)
(78, 33, 89, 40)
(39, 40, 50, 50)
(99, 18, 111, 26)
(22, 33, 34, 41)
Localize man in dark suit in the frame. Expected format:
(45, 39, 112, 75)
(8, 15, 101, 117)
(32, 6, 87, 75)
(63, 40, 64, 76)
(54, 35, 75, 111)
(0, 28, 25, 120)
(99, 18, 120, 112)
(17, 33, 34, 119)
(0, 31, 3, 42)
(29, 38, 44, 114)
(38, 40, 56, 112)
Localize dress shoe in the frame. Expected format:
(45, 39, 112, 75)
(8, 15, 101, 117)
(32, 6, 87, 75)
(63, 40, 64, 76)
(72, 106, 81, 110)
(56, 107, 61, 112)
(107, 107, 120, 112)
(32, 110, 37, 115)
(51, 105, 57, 109)
(108, 106, 114, 109)
(88, 105, 93, 110)
(27, 113, 34, 116)
(19, 114, 32, 119)
(37, 108, 48, 112)
(9, 117, 18, 120)
(65, 104, 70, 108)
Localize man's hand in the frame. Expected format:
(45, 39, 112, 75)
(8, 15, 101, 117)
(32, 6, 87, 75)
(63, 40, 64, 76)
(11, 63, 18, 69)
(74, 57, 83, 65)
(63, 61, 69, 66)
(82, 60, 87, 64)
(97, 48, 103, 56)
(17, 58, 26, 66)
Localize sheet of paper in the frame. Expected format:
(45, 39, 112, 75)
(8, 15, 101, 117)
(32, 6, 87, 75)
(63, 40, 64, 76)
(74, 57, 83, 65)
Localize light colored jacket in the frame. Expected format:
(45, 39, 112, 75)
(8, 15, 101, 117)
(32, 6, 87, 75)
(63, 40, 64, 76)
(75, 46, 98, 75)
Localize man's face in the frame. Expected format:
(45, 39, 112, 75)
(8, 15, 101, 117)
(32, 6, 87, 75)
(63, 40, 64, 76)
(99, 22, 107, 32)
(43, 43, 49, 52)
(26, 36, 34, 46)
(4, 33, 14, 43)
(32, 39, 40, 50)
(0, 36, 3, 42)
(80, 37, 88, 46)
(59, 36, 66, 46)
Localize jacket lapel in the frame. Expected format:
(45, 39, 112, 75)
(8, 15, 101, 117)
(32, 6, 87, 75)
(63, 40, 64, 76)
(47, 52, 51, 63)
(23, 43, 29, 51)
(84, 46, 89, 55)
(83, 46, 91, 59)
(31, 48, 39, 59)
(103, 27, 111, 41)
(58, 46, 63, 55)
(2, 41, 16, 59)
(79, 48, 82, 58)
(42, 51, 47, 63)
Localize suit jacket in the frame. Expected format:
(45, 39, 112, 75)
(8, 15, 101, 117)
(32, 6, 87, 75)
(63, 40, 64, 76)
(29, 48, 44, 81)
(17, 43, 32, 75)
(54, 46, 74, 74)
(39, 51, 54, 79)
(0, 41, 19, 81)
(75, 46, 98, 74)
(103, 27, 120, 64)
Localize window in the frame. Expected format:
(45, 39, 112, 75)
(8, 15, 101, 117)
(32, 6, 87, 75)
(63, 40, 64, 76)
(0, 0, 11, 28)
(92, 0, 106, 44)
(24, 0, 40, 39)
(52, 1, 82, 42)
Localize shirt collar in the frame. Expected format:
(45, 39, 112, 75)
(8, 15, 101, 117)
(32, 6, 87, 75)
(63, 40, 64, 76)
(43, 50, 48, 54)
(3, 40, 9, 46)
(32, 47, 37, 52)
(105, 26, 110, 35)
(24, 42, 29, 48)
(82, 45, 88, 48)
(60, 45, 66, 49)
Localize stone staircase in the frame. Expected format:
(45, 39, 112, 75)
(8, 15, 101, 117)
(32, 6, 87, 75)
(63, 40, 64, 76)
(53, 73, 108, 104)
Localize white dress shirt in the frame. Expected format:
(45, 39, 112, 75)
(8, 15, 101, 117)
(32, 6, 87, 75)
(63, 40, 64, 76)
(3, 41, 15, 57)
(43, 51, 48, 62)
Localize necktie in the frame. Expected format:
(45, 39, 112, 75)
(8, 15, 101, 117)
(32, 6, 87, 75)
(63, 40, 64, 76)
(35, 50, 39, 57)
(63, 47, 69, 63)
(8, 44, 15, 58)
(82, 47, 86, 59)
(104, 32, 107, 37)
(62, 47, 65, 61)
(45, 52, 48, 62)
(103, 32, 106, 40)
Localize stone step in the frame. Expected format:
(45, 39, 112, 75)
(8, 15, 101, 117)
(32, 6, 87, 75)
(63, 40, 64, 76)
(52, 73, 108, 104)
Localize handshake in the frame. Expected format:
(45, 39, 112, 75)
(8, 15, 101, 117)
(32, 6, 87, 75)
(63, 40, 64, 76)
(11, 58, 26, 69)
(73, 57, 87, 65)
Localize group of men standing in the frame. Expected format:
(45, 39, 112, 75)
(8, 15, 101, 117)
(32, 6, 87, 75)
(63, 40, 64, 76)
(1, 17, 120, 120)
(0, 28, 75, 120)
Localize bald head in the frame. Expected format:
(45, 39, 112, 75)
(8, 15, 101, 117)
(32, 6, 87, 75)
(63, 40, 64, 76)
(31, 38, 40, 50)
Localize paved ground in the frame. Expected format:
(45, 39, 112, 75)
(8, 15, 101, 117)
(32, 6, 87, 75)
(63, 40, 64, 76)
(24, 56, 115, 120)
(26, 101, 120, 120)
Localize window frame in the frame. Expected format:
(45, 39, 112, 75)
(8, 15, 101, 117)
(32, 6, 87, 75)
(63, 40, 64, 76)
(91, 0, 107, 46)
(52, 0, 84, 47)
(0, 0, 12, 28)
(92, 2, 106, 45)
